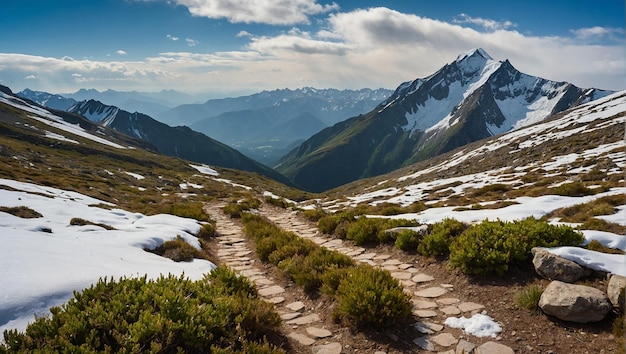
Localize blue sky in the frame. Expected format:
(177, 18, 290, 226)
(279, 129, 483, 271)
(0, 0, 623, 95)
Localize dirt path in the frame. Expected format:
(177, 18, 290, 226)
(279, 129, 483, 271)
(204, 201, 518, 353)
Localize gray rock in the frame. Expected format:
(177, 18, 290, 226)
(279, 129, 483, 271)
(288, 332, 315, 346)
(539, 280, 612, 323)
(311, 342, 341, 354)
(531, 247, 591, 282)
(306, 327, 332, 338)
(607, 274, 626, 311)
(456, 339, 475, 354)
(475, 341, 514, 354)
(430, 332, 457, 347)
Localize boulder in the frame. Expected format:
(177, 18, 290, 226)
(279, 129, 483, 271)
(531, 247, 591, 282)
(539, 280, 612, 323)
(607, 274, 626, 311)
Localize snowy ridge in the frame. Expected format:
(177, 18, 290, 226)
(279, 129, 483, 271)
(69, 100, 120, 126)
(0, 91, 128, 149)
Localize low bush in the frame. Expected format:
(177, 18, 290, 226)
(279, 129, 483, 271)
(334, 265, 412, 328)
(317, 211, 354, 235)
(169, 202, 210, 222)
(394, 229, 421, 252)
(581, 218, 626, 235)
(197, 222, 217, 240)
(346, 217, 418, 246)
(264, 195, 293, 209)
(450, 218, 584, 275)
(0, 206, 42, 218)
(552, 182, 596, 197)
(69, 217, 116, 230)
(1, 268, 284, 353)
(223, 198, 261, 218)
(301, 208, 327, 222)
(585, 239, 625, 255)
(149, 235, 206, 262)
(418, 218, 468, 257)
(279, 248, 355, 292)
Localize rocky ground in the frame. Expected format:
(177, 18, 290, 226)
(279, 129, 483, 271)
(204, 202, 623, 354)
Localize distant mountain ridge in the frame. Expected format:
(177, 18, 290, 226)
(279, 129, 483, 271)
(276, 48, 613, 192)
(67, 99, 293, 185)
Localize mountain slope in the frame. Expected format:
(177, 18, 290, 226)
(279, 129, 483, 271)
(276, 49, 613, 192)
(68, 99, 293, 185)
(17, 89, 78, 111)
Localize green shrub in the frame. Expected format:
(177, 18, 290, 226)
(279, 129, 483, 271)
(515, 284, 544, 313)
(223, 198, 261, 218)
(449, 218, 584, 275)
(346, 217, 419, 246)
(418, 218, 468, 257)
(149, 235, 206, 262)
(279, 248, 355, 292)
(69, 217, 116, 230)
(0, 206, 42, 218)
(301, 208, 327, 222)
(169, 202, 210, 222)
(264, 195, 293, 209)
(552, 182, 595, 197)
(1, 270, 284, 353)
(256, 231, 295, 262)
(394, 229, 421, 252)
(334, 265, 412, 328)
(267, 237, 316, 265)
(197, 222, 217, 240)
(317, 212, 354, 235)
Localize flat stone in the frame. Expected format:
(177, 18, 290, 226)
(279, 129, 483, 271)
(415, 287, 448, 298)
(306, 327, 332, 338)
(413, 337, 435, 351)
(437, 297, 461, 305)
(398, 263, 413, 270)
(476, 341, 514, 354)
(440, 306, 461, 315)
(383, 265, 399, 271)
(406, 267, 420, 273)
(412, 274, 435, 283)
(241, 269, 264, 277)
(286, 301, 306, 312)
(259, 285, 285, 297)
(288, 332, 315, 346)
(311, 342, 342, 354)
(391, 271, 412, 280)
(234, 251, 252, 257)
(414, 309, 438, 317)
(356, 252, 377, 260)
(431, 333, 457, 347)
(440, 284, 454, 289)
(413, 299, 438, 309)
(415, 321, 444, 333)
(457, 302, 485, 313)
(373, 254, 391, 260)
(456, 339, 475, 354)
(382, 259, 402, 266)
(359, 259, 377, 266)
(266, 296, 285, 304)
(254, 277, 274, 286)
(346, 248, 365, 256)
(232, 265, 252, 271)
(281, 312, 302, 320)
(286, 313, 320, 325)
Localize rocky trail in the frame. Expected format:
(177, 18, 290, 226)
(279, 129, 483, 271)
(205, 202, 518, 354)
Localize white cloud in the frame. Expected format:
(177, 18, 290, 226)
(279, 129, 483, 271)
(186, 38, 199, 47)
(1, 7, 623, 94)
(24, 75, 37, 80)
(166, 34, 180, 41)
(116, 50, 128, 55)
(236, 30, 252, 37)
(172, 0, 339, 25)
(453, 13, 516, 31)
(570, 26, 624, 41)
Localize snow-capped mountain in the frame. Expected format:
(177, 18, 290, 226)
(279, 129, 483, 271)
(67, 99, 292, 185)
(17, 89, 78, 111)
(276, 49, 613, 192)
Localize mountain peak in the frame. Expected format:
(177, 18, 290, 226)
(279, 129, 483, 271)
(455, 48, 493, 62)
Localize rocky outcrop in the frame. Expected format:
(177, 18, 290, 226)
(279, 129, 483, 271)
(531, 247, 591, 282)
(538, 280, 612, 323)
(607, 274, 626, 311)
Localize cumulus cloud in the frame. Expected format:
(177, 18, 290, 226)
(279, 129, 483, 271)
(24, 75, 37, 80)
(166, 34, 180, 41)
(116, 50, 128, 55)
(453, 13, 516, 31)
(1, 7, 623, 94)
(236, 30, 252, 37)
(172, 0, 339, 25)
(185, 38, 199, 47)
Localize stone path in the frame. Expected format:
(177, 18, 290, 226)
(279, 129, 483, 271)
(206, 202, 514, 353)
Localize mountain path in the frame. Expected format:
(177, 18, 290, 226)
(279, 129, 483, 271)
(205, 202, 514, 353)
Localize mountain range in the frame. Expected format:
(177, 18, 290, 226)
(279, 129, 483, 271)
(275, 48, 613, 192)
(65, 99, 292, 185)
